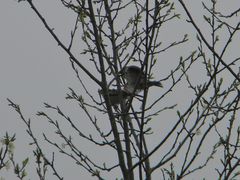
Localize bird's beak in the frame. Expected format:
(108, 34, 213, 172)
(118, 69, 124, 76)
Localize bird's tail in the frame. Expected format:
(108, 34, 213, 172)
(147, 81, 163, 88)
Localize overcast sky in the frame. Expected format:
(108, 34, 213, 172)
(0, 0, 83, 179)
(1, 0, 240, 179)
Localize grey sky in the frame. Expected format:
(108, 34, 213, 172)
(1, 0, 240, 179)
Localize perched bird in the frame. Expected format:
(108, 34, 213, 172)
(99, 89, 131, 106)
(120, 65, 163, 93)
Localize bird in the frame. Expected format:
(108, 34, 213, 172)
(120, 65, 163, 93)
(99, 89, 131, 106)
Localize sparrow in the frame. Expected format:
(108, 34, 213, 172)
(120, 65, 163, 93)
(99, 89, 131, 106)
